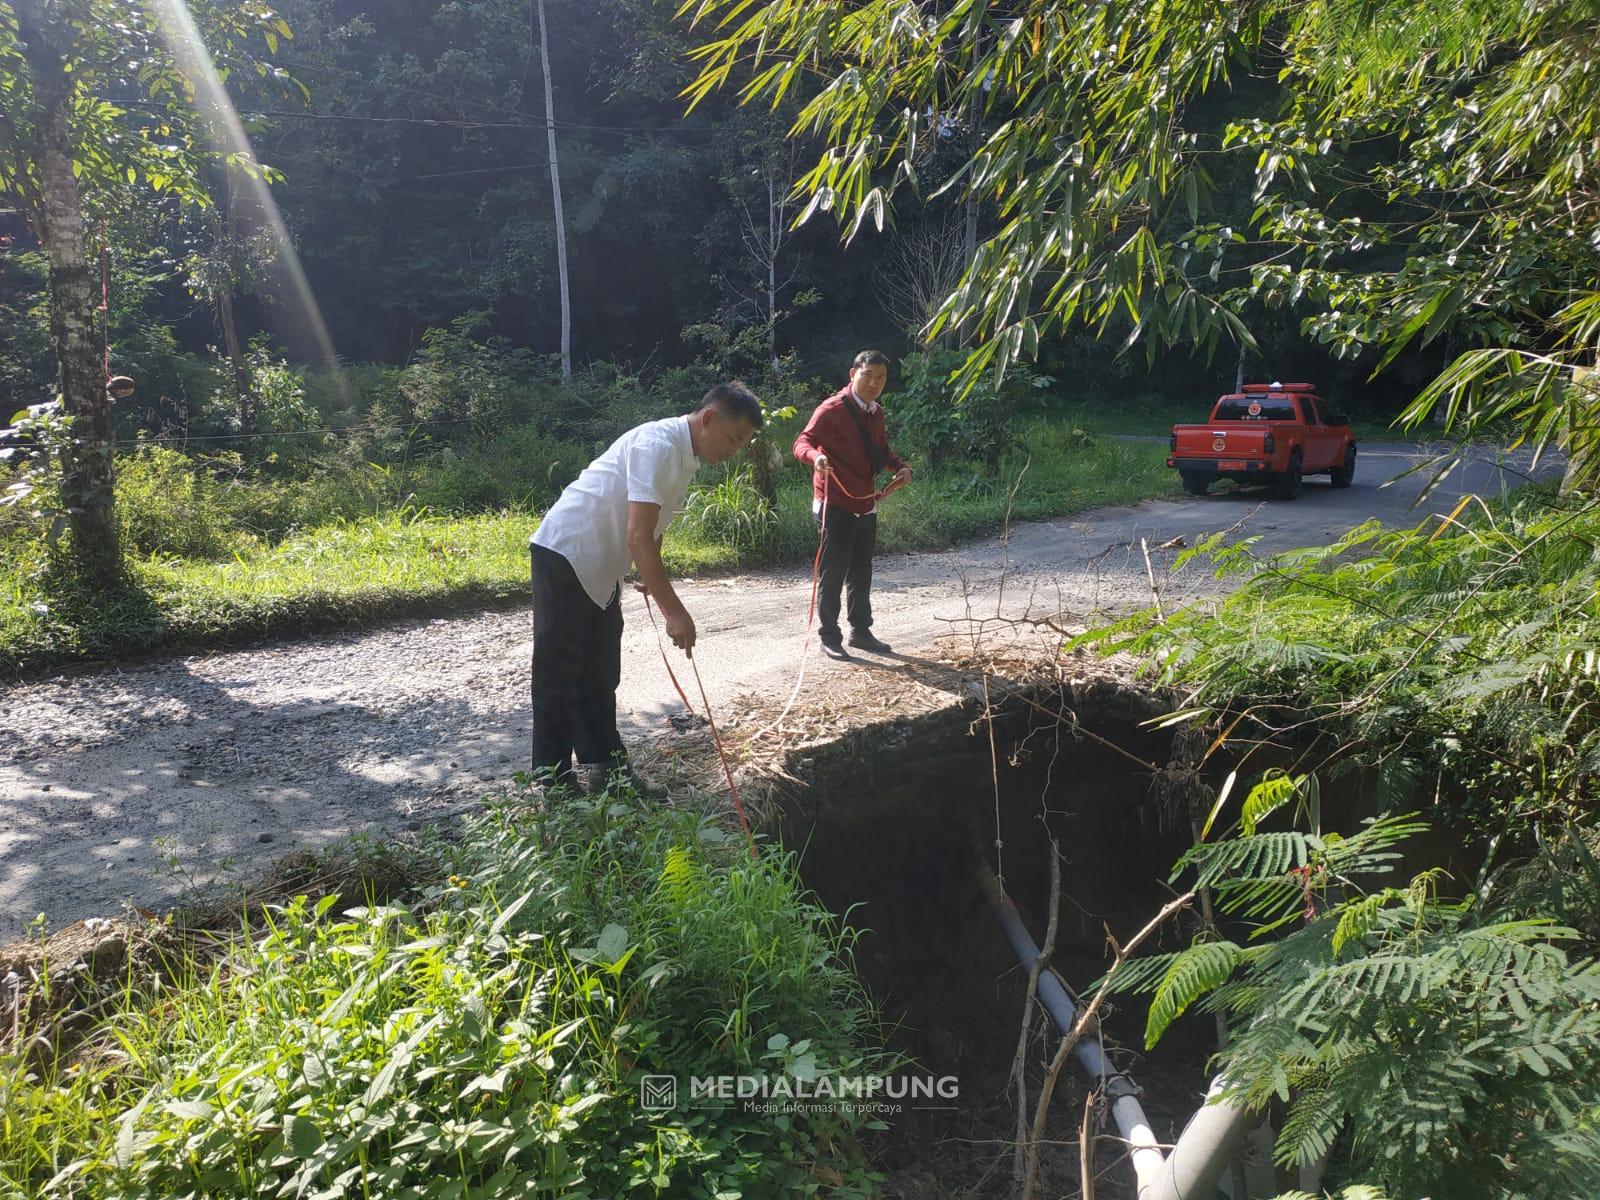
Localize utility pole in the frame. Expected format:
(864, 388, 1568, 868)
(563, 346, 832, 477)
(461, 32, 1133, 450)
(534, 0, 571, 378)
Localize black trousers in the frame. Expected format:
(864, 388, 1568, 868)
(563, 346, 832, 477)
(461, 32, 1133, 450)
(816, 507, 877, 643)
(530, 544, 625, 782)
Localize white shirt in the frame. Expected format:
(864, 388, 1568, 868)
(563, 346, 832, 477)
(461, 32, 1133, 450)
(532, 415, 699, 609)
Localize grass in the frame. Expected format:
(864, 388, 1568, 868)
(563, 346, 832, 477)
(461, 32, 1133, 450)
(0, 513, 544, 675)
(0, 421, 1174, 677)
(0, 785, 891, 1197)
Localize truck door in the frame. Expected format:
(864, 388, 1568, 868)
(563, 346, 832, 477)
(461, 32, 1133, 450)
(1301, 396, 1335, 470)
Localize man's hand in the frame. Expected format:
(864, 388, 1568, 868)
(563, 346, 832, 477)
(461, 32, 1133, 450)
(633, 581, 650, 595)
(665, 606, 697, 652)
(813, 453, 829, 472)
(894, 465, 911, 486)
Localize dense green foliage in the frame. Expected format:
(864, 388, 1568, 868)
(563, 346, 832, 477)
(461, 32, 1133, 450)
(1079, 490, 1600, 841)
(683, 0, 1598, 470)
(5, 0, 1466, 598)
(1107, 807, 1600, 1197)
(7, 0, 1600, 1189)
(0, 0, 1439, 425)
(0, 403, 1172, 675)
(1071, 488, 1600, 1195)
(0, 787, 890, 1197)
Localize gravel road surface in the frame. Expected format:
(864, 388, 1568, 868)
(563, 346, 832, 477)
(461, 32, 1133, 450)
(0, 443, 1550, 932)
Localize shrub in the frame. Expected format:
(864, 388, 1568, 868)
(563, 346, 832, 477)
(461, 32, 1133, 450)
(892, 347, 1052, 468)
(0, 790, 888, 1197)
(115, 445, 255, 560)
(398, 313, 541, 442)
(1106, 804, 1600, 1198)
(406, 447, 504, 514)
(303, 362, 401, 417)
(243, 339, 317, 432)
(473, 423, 582, 510)
(1074, 488, 1600, 838)
(684, 465, 779, 556)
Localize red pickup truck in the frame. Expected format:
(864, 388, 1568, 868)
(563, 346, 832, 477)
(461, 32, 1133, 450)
(1167, 382, 1357, 499)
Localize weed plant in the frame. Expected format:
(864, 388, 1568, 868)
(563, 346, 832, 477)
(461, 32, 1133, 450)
(0, 788, 888, 1198)
(1103, 801, 1600, 1198)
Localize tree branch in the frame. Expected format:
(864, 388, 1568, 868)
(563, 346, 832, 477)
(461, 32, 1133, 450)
(1022, 891, 1195, 1200)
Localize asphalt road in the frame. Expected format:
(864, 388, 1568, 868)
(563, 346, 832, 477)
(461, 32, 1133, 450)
(0, 441, 1556, 932)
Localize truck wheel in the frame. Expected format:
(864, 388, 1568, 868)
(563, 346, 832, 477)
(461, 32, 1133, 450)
(1330, 445, 1357, 488)
(1272, 451, 1303, 500)
(1180, 471, 1213, 496)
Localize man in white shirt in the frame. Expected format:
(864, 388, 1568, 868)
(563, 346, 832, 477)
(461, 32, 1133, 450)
(530, 382, 763, 792)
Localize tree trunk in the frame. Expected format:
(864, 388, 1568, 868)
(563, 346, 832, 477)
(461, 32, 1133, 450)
(535, 0, 572, 379)
(217, 286, 252, 432)
(766, 170, 778, 364)
(216, 170, 253, 432)
(749, 438, 779, 505)
(19, 2, 121, 585)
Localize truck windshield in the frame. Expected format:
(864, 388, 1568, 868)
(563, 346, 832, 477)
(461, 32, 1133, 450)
(1214, 397, 1297, 421)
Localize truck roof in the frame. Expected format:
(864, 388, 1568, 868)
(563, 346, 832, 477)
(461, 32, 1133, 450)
(1218, 390, 1320, 404)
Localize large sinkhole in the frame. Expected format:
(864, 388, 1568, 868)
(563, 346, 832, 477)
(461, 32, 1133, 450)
(772, 681, 1223, 1195)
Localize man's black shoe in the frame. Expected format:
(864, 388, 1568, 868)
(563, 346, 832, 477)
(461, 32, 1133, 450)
(820, 639, 852, 661)
(848, 630, 892, 654)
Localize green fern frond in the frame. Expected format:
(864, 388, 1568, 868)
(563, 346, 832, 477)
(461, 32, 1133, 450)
(1145, 940, 1241, 1048)
(1318, 815, 1432, 880)
(1276, 1083, 1348, 1168)
(1097, 951, 1180, 996)
(1241, 770, 1303, 835)
(1175, 831, 1310, 889)
(659, 843, 701, 906)
(1331, 890, 1399, 957)
(1290, 951, 1432, 1012)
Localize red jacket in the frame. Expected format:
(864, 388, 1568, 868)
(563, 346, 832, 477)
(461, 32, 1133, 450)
(793, 387, 906, 516)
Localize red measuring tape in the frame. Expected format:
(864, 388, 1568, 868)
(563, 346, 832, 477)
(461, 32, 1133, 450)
(745, 463, 907, 744)
(642, 591, 754, 851)
(641, 462, 907, 842)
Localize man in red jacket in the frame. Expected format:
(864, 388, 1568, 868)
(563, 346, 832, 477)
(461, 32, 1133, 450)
(793, 350, 912, 660)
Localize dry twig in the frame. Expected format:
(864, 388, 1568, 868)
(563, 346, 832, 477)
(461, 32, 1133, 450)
(1021, 891, 1196, 1200)
(1009, 836, 1063, 1182)
(1080, 1092, 1098, 1200)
